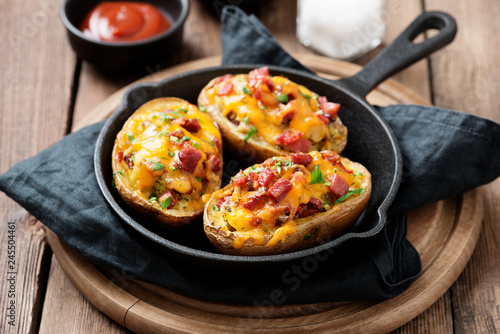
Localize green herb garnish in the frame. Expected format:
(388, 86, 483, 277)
(195, 177, 202, 182)
(150, 160, 165, 171)
(300, 91, 312, 100)
(261, 223, 270, 234)
(242, 87, 251, 95)
(309, 165, 326, 185)
(171, 111, 184, 118)
(175, 108, 188, 113)
(160, 113, 175, 123)
(334, 188, 365, 205)
(111, 171, 125, 188)
(160, 196, 171, 209)
(277, 94, 289, 104)
(199, 106, 207, 113)
(168, 149, 175, 157)
(127, 132, 134, 142)
(212, 204, 220, 211)
(244, 126, 258, 144)
(243, 115, 250, 125)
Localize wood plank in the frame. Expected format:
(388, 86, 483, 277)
(0, 0, 76, 332)
(38, 254, 131, 334)
(424, 0, 500, 333)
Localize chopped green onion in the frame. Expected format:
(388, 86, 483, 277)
(168, 149, 175, 157)
(242, 87, 251, 95)
(244, 126, 258, 144)
(334, 188, 365, 205)
(171, 111, 184, 118)
(261, 223, 270, 234)
(309, 165, 326, 185)
(149, 195, 158, 203)
(160, 114, 175, 123)
(300, 91, 312, 100)
(212, 204, 220, 211)
(277, 94, 289, 104)
(243, 115, 250, 125)
(199, 106, 207, 113)
(150, 160, 165, 171)
(195, 177, 202, 182)
(175, 108, 188, 113)
(127, 132, 134, 142)
(160, 196, 171, 209)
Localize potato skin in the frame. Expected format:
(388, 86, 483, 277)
(198, 76, 347, 164)
(111, 97, 223, 227)
(203, 158, 371, 255)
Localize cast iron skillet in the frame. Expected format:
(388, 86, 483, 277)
(95, 12, 457, 276)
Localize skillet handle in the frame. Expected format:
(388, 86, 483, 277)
(337, 11, 457, 98)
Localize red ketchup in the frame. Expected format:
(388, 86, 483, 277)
(79, 2, 171, 42)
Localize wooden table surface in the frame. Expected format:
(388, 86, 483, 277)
(1, 0, 499, 333)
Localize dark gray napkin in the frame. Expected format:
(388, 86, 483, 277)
(1, 6, 500, 305)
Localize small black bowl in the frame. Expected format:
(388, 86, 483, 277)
(60, 0, 190, 71)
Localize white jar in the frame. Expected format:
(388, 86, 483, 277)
(296, 0, 387, 60)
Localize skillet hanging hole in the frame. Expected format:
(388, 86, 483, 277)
(411, 28, 441, 45)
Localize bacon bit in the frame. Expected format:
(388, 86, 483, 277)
(249, 67, 271, 89)
(287, 93, 295, 101)
(216, 74, 233, 84)
(318, 96, 341, 119)
(182, 118, 201, 133)
(275, 130, 303, 145)
(282, 111, 295, 125)
(206, 155, 221, 172)
(338, 160, 353, 174)
(258, 167, 276, 188)
(227, 111, 240, 126)
(309, 197, 323, 208)
(179, 146, 202, 173)
(320, 151, 341, 164)
(117, 150, 124, 162)
(232, 176, 246, 187)
(123, 153, 134, 169)
(329, 174, 349, 198)
(290, 153, 312, 167)
(213, 137, 221, 150)
(267, 178, 293, 203)
(216, 195, 232, 209)
(245, 172, 260, 191)
(316, 113, 330, 124)
(172, 116, 187, 126)
(296, 202, 324, 218)
(159, 191, 177, 209)
(246, 172, 259, 182)
(169, 129, 185, 139)
(288, 138, 311, 153)
(242, 196, 261, 211)
(250, 216, 263, 227)
(217, 82, 233, 96)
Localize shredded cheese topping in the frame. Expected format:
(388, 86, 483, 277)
(207, 151, 367, 248)
(113, 98, 222, 212)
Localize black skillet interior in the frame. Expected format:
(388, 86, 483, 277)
(94, 11, 457, 275)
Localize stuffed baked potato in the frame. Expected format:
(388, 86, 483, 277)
(203, 150, 371, 255)
(112, 98, 223, 226)
(198, 67, 348, 163)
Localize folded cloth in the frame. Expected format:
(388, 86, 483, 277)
(1, 6, 500, 305)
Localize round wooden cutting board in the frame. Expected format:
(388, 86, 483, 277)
(45, 55, 483, 333)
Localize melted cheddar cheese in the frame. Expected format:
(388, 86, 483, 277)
(113, 98, 222, 212)
(207, 151, 366, 249)
(199, 67, 347, 153)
